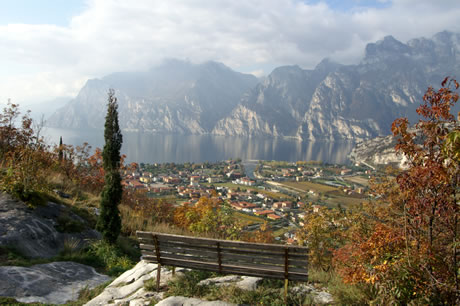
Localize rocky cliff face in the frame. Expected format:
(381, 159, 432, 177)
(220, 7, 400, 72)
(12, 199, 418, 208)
(348, 134, 407, 169)
(47, 60, 258, 133)
(215, 31, 460, 140)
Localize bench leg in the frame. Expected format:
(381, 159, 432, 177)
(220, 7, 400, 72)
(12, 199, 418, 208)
(284, 279, 288, 304)
(172, 266, 175, 277)
(157, 264, 161, 292)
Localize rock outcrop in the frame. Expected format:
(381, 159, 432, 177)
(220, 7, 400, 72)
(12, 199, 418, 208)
(0, 193, 100, 258)
(0, 261, 110, 304)
(86, 260, 334, 305)
(85, 260, 177, 306)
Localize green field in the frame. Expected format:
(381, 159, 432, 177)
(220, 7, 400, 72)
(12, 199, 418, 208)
(344, 175, 370, 187)
(273, 226, 297, 238)
(209, 182, 292, 200)
(234, 211, 265, 226)
(280, 181, 338, 193)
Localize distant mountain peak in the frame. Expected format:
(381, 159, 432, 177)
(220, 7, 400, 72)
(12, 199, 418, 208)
(363, 35, 411, 63)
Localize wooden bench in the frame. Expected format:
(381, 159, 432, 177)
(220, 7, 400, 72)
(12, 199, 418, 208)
(136, 231, 308, 302)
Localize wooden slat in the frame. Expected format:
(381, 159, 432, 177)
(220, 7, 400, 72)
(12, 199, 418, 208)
(141, 254, 159, 263)
(136, 232, 155, 240)
(143, 250, 217, 264)
(221, 252, 283, 265)
(219, 264, 307, 280)
(159, 241, 219, 253)
(155, 234, 219, 247)
(218, 246, 308, 260)
(218, 240, 292, 252)
(139, 243, 155, 251)
(288, 258, 308, 267)
(159, 246, 218, 259)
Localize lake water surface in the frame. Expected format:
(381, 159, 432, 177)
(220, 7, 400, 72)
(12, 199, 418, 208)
(43, 128, 355, 164)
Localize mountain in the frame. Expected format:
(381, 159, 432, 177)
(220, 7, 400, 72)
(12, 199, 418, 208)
(47, 60, 258, 133)
(49, 31, 460, 141)
(214, 31, 460, 140)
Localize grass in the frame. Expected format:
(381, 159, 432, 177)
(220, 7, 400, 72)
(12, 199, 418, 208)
(273, 225, 297, 238)
(344, 175, 370, 187)
(308, 268, 371, 305)
(210, 182, 292, 200)
(162, 270, 318, 305)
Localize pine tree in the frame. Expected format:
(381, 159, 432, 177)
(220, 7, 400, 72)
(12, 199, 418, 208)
(97, 89, 123, 244)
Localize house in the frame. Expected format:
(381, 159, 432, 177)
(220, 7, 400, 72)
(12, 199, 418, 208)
(267, 214, 281, 220)
(140, 176, 151, 183)
(273, 201, 293, 209)
(142, 171, 153, 178)
(164, 176, 181, 184)
(127, 180, 144, 189)
(230, 201, 258, 211)
(254, 210, 275, 216)
(312, 205, 322, 213)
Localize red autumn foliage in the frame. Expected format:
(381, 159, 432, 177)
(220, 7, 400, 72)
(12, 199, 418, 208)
(334, 78, 459, 304)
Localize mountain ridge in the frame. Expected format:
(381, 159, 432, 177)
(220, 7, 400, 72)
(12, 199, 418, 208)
(48, 31, 460, 141)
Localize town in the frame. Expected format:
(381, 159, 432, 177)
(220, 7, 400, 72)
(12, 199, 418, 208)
(122, 159, 373, 242)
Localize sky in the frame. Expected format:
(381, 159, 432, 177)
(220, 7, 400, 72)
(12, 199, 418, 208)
(1, 0, 460, 106)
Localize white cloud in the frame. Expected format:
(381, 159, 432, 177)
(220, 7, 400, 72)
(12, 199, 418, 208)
(1, 0, 460, 105)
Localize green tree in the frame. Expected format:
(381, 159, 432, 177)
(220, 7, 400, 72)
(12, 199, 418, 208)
(97, 89, 123, 244)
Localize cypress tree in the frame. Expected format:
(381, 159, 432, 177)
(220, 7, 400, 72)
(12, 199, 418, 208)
(58, 136, 63, 161)
(97, 89, 123, 244)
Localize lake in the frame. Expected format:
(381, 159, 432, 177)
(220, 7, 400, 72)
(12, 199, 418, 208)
(42, 128, 355, 165)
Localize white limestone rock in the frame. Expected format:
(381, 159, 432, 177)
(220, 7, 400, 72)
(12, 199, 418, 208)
(85, 261, 184, 306)
(197, 275, 262, 291)
(155, 296, 237, 306)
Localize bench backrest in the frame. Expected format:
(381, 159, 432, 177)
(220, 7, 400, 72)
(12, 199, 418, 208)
(136, 231, 308, 281)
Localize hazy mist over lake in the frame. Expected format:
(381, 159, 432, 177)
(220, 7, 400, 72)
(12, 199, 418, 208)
(43, 128, 354, 164)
